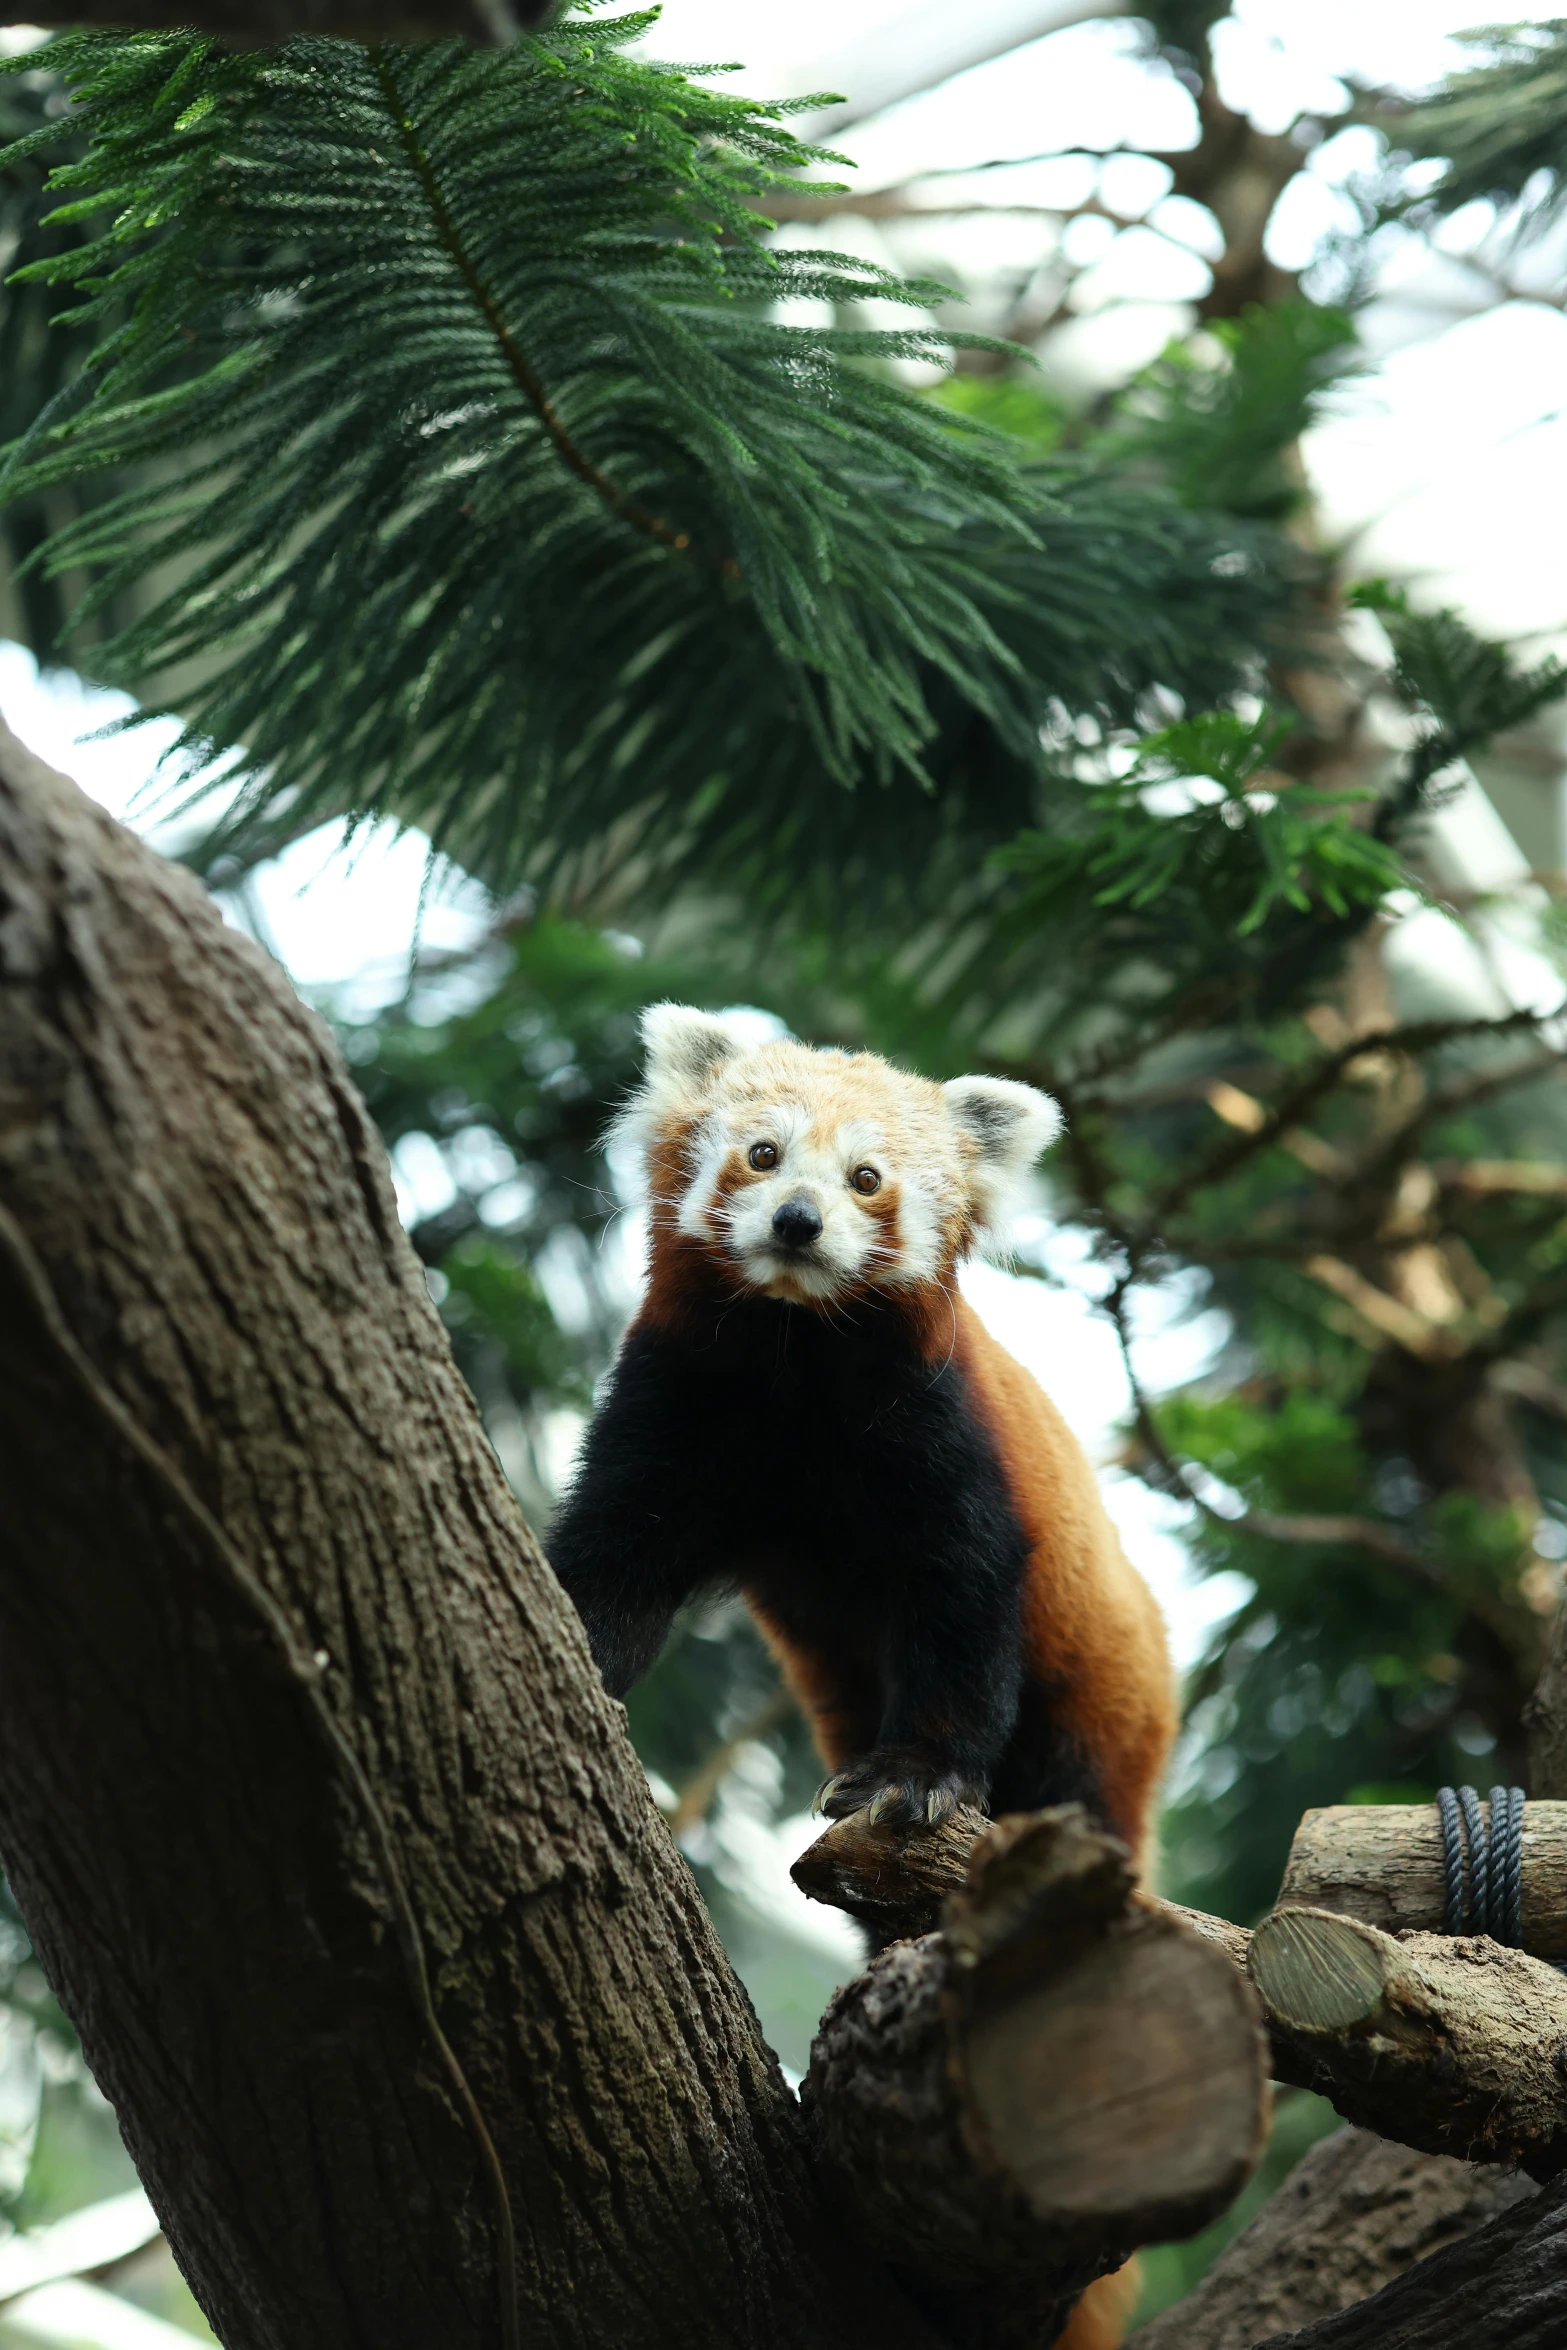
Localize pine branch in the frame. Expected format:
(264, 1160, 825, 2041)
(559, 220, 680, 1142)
(14, 1, 539, 40)
(0, 22, 1307, 906)
(362, 41, 686, 554)
(1142, 1011, 1552, 1229)
(1386, 22, 1567, 237)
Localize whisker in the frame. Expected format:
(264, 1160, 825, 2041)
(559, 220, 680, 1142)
(924, 1269, 960, 1382)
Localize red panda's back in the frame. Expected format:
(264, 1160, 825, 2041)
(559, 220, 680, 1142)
(951, 1294, 1177, 1857)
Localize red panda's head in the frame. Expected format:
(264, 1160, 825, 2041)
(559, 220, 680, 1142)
(614, 1005, 1061, 1307)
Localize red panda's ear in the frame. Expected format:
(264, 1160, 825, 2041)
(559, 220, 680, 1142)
(639, 1003, 750, 1093)
(942, 1076, 1063, 1246)
(943, 1076, 1062, 1165)
(608, 1005, 756, 1184)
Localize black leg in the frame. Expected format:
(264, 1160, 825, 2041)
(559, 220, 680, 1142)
(546, 1339, 716, 1699)
(818, 1565, 1025, 1826)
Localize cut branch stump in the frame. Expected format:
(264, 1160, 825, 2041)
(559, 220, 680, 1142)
(792, 1801, 989, 1941)
(800, 1807, 1269, 2347)
(1249, 1906, 1567, 2178)
(796, 1804, 1567, 2182)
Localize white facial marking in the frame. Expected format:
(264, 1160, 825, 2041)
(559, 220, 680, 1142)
(605, 1009, 1067, 1305)
(886, 1176, 943, 1287)
(710, 1110, 880, 1298)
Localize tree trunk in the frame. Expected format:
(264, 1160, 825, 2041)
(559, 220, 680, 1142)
(1134, 2127, 1538, 2350)
(0, 718, 919, 2350)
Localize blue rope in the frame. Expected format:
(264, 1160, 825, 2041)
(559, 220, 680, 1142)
(1459, 1785, 1489, 1933)
(1434, 1784, 1526, 1945)
(1435, 1785, 1466, 1934)
(1500, 1783, 1525, 1947)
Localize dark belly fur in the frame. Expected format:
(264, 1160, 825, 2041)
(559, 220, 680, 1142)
(548, 1292, 1106, 1826)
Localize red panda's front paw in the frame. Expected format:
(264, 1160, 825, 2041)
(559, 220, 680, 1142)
(815, 1753, 984, 1829)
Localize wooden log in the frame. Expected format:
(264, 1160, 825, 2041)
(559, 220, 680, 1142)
(1279, 1802, 1567, 1957)
(800, 1808, 1269, 2350)
(1249, 1906, 1567, 2178)
(796, 1813, 1567, 2180)
(1135, 2126, 1538, 2350)
(792, 1802, 987, 1942)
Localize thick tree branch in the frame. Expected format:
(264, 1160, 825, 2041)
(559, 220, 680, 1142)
(1249, 2168, 1567, 2350)
(1278, 1801, 1567, 1952)
(0, 717, 925, 2350)
(1135, 2126, 1538, 2350)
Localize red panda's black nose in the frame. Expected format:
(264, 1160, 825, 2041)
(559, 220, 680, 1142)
(772, 1194, 823, 1250)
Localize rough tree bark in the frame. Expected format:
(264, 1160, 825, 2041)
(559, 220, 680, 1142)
(0, 717, 924, 2350)
(1250, 2172, 1567, 2350)
(1134, 2127, 1538, 2350)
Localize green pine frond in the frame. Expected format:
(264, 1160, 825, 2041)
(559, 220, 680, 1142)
(0, 51, 142, 656)
(0, 19, 1305, 904)
(1352, 581, 1567, 800)
(1389, 21, 1567, 232)
(1103, 302, 1359, 523)
(997, 705, 1410, 953)
(0, 22, 1024, 870)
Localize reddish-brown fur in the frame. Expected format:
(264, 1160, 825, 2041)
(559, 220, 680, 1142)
(950, 1300, 1175, 1865)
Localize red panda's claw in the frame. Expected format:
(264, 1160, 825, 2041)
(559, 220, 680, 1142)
(865, 1788, 893, 1826)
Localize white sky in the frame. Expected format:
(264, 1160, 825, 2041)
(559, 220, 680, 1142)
(4, 0, 1564, 1679)
(645, 0, 1567, 647)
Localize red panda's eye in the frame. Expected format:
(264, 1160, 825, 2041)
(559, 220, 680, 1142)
(851, 1166, 881, 1196)
(748, 1141, 778, 1171)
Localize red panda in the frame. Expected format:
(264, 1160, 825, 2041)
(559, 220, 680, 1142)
(552, 1005, 1175, 1845)
(547, 1007, 1177, 2349)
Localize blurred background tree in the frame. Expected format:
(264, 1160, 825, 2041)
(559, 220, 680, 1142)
(4, 4, 1567, 2337)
